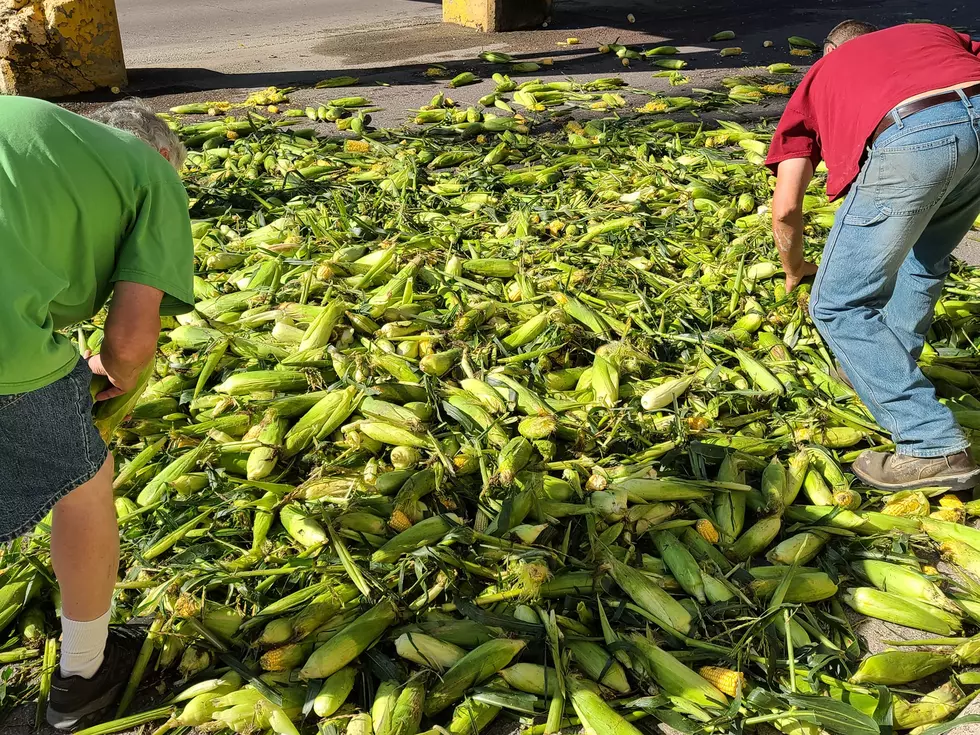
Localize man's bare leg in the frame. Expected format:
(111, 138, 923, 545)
(51, 454, 118, 677)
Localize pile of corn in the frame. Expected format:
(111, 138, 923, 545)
(6, 90, 980, 735)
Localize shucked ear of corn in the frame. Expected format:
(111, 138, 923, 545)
(14, 78, 980, 735)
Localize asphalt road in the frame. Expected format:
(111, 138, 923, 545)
(115, 0, 443, 72)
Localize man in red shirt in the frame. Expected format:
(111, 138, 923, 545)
(766, 21, 980, 491)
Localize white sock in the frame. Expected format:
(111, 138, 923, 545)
(60, 610, 110, 679)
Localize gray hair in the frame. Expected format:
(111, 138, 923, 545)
(89, 98, 187, 171)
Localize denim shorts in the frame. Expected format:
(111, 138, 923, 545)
(0, 359, 108, 542)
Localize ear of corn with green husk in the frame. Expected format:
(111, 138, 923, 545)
(749, 569, 838, 602)
(850, 651, 954, 685)
(629, 634, 728, 707)
(766, 531, 828, 565)
(283, 387, 360, 457)
(852, 560, 960, 614)
(568, 677, 645, 735)
(301, 601, 399, 679)
(499, 663, 557, 696)
(653, 531, 706, 603)
(567, 640, 630, 693)
(313, 665, 358, 716)
(424, 639, 526, 716)
(842, 588, 963, 636)
(727, 516, 781, 561)
(396, 632, 466, 671)
(372, 515, 457, 563)
(372, 680, 401, 735)
(389, 677, 426, 735)
(605, 556, 692, 634)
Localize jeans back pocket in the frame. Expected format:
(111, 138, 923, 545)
(873, 135, 957, 216)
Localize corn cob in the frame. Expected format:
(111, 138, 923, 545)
(300, 601, 399, 679)
(283, 387, 359, 457)
(842, 588, 963, 635)
(347, 712, 373, 735)
(749, 570, 838, 602)
(762, 458, 787, 515)
(280, 504, 327, 547)
(783, 450, 809, 505)
(567, 677, 645, 735)
(313, 665, 358, 716)
(850, 650, 954, 685)
(605, 557, 692, 634)
(881, 490, 931, 517)
(852, 560, 960, 614)
(261, 641, 315, 672)
(766, 531, 829, 565)
(629, 635, 728, 707)
(567, 640, 630, 693)
(215, 370, 307, 395)
(424, 639, 526, 716)
(698, 666, 745, 697)
(388, 677, 426, 735)
(653, 531, 706, 603)
(494, 437, 533, 485)
(727, 516, 781, 562)
(695, 518, 719, 544)
(395, 632, 466, 671)
(444, 678, 506, 735)
(375, 513, 453, 559)
(499, 663, 557, 696)
(921, 517, 980, 552)
(372, 680, 401, 735)
(940, 539, 980, 576)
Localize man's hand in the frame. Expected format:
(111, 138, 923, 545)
(86, 350, 135, 401)
(785, 261, 819, 292)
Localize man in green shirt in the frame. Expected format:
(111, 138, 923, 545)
(0, 97, 194, 728)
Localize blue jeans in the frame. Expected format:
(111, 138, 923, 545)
(811, 91, 980, 458)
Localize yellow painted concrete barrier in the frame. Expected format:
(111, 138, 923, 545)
(443, 0, 552, 32)
(0, 0, 127, 97)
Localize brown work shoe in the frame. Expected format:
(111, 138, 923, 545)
(851, 450, 980, 491)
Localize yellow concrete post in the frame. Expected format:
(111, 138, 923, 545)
(443, 0, 551, 32)
(0, 0, 127, 98)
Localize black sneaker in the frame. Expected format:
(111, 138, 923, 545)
(46, 626, 145, 731)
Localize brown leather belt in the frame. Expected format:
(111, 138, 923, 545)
(871, 83, 980, 143)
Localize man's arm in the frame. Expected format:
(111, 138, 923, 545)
(88, 281, 163, 401)
(772, 157, 818, 292)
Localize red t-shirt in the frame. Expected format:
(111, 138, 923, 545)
(765, 24, 980, 200)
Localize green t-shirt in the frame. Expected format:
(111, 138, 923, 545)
(0, 97, 195, 394)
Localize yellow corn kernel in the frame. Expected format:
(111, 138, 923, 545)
(790, 48, 814, 57)
(687, 416, 711, 431)
(698, 666, 746, 697)
(923, 565, 939, 576)
(696, 519, 720, 544)
(761, 84, 791, 95)
(389, 509, 413, 532)
(345, 139, 371, 153)
(939, 495, 965, 509)
(881, 491, 930, 517)
(638, 100, 669, 114)
(930, 508, 964, 523)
